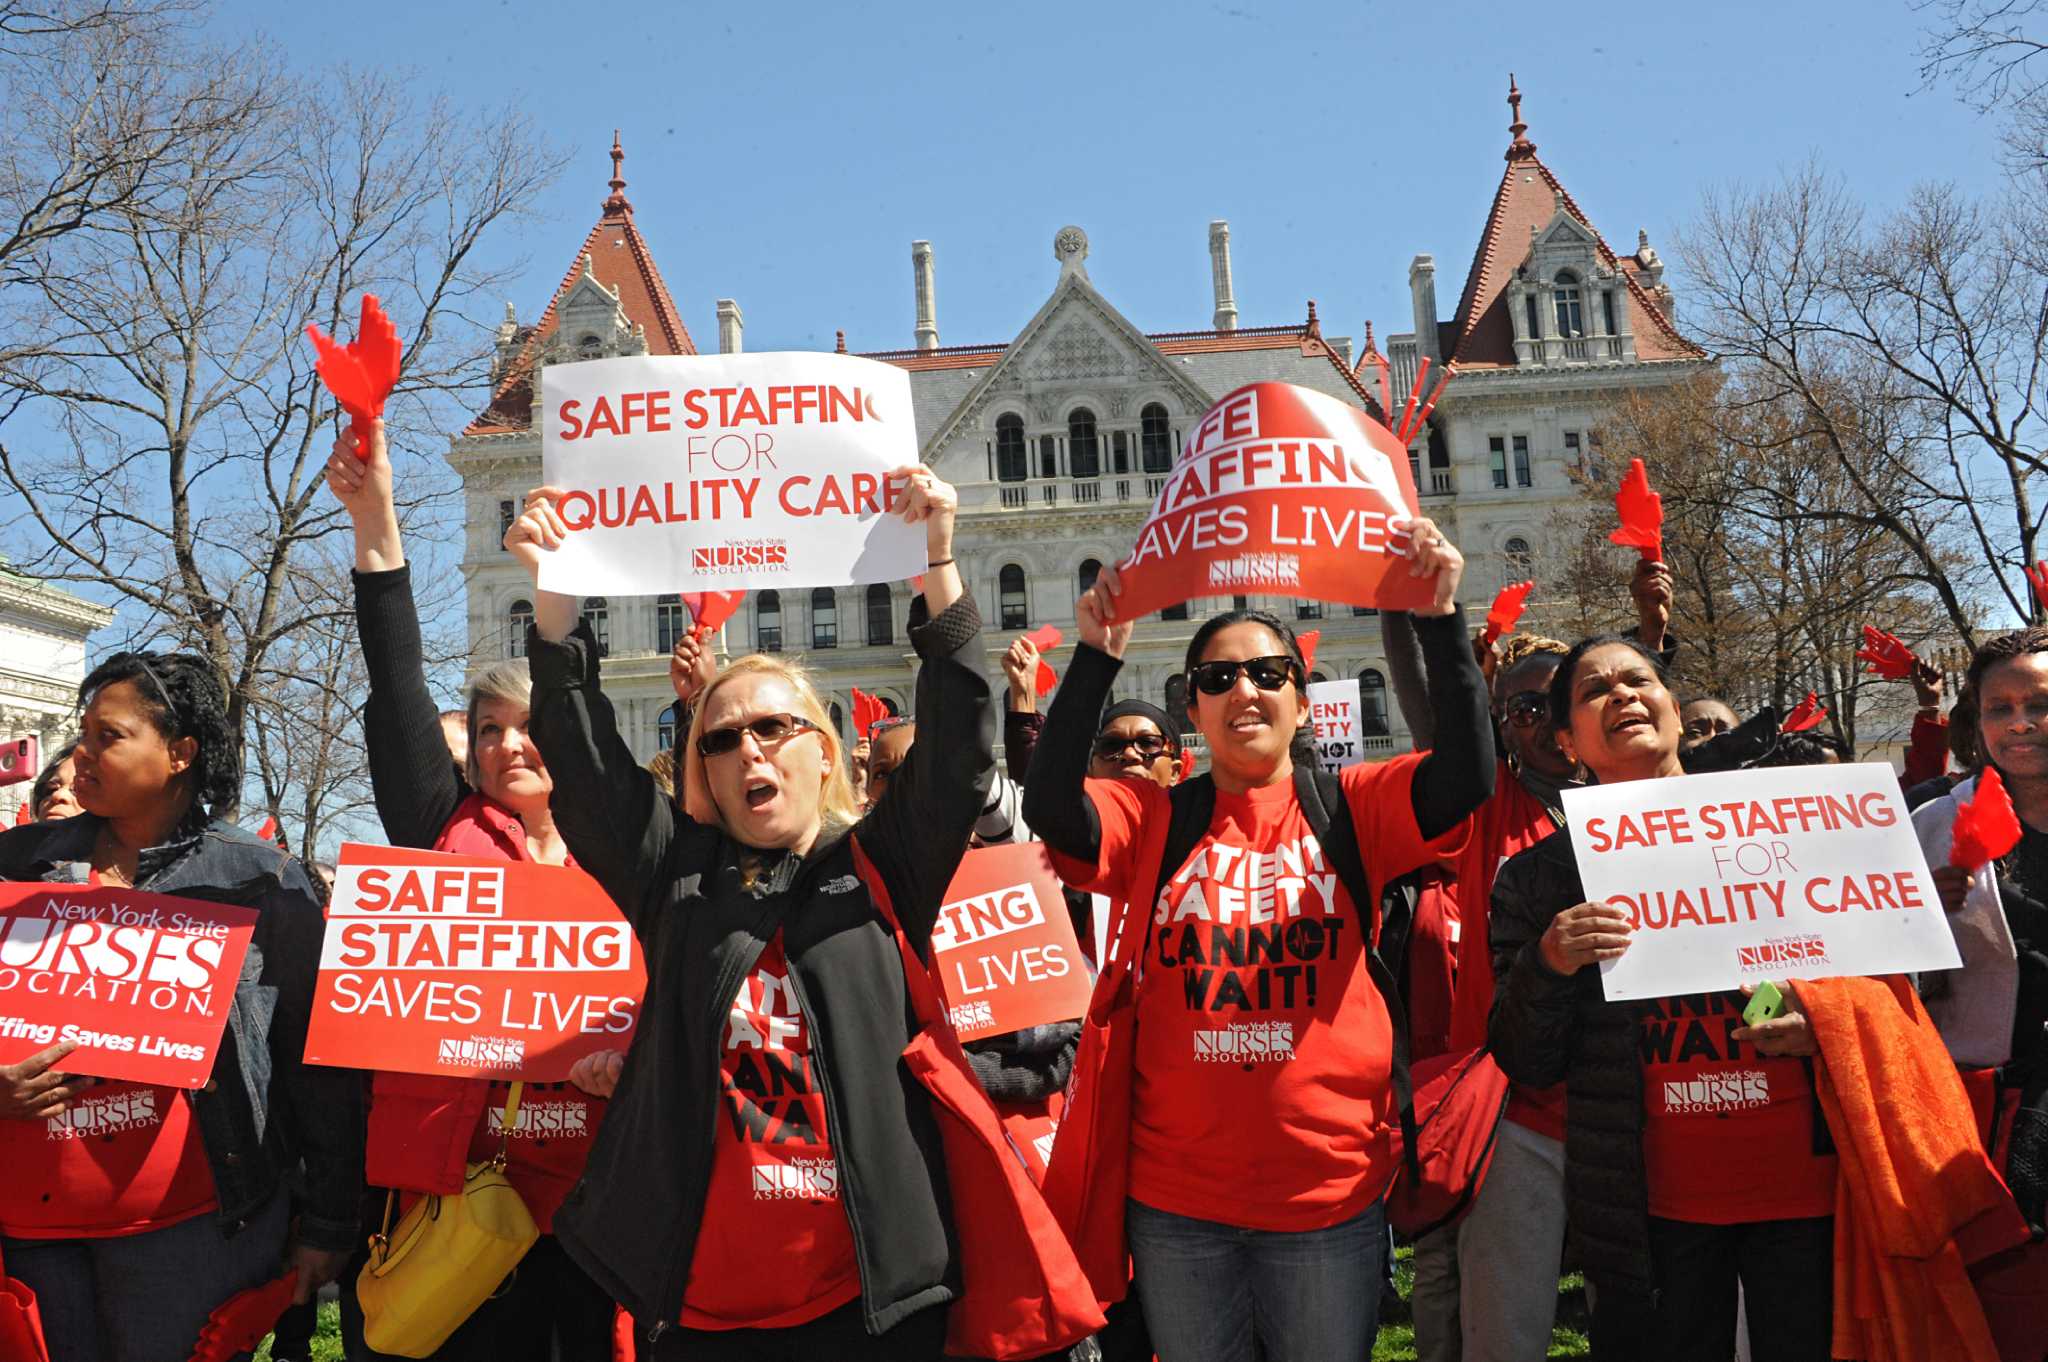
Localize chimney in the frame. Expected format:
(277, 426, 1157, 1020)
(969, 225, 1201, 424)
(911, 240, 938, 351)
(716, 299, 743, 355)
(1208, 220, 1238, 331)
(1409, 254, 1440, 362)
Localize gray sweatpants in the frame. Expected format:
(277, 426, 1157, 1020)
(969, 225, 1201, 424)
(1454, 1118, 1568, 1362)
(4, 1192, 290, 1362)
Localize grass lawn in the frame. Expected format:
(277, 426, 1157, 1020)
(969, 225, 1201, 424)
(263, 1255, 1594, 1360)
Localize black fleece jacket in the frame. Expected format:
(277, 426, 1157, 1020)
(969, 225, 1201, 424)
(534, 594, 994, 1341)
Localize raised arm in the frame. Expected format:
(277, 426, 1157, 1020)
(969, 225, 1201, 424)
(1021, 561, 1136, 867)
(1378, 610, 1436, 750)
(1396, 520, 1494, 839)
(328, 419, 465, 846)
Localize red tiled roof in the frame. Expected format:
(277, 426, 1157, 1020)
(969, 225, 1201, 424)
(1446, 82, 1702, 371)
(463, 136, 695, 437)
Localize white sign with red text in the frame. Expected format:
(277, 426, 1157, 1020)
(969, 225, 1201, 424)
(1561, 763, 1962, 1001)
(538, 352, 925, 595)
(1306, 679, 1364, 774)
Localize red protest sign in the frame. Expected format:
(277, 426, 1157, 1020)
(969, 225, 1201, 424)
(0, 884, 258, 1087)
(305, 844, 645, 1080)
(929, 844, 1092, 1042)
(1110, 383, 1433, 620)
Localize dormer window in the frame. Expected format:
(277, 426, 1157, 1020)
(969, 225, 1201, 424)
(578, 334, 603, 359)
(1553, 272, 1584, 338)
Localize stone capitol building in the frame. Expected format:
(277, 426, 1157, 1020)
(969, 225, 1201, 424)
(449, 82, 1708, 762)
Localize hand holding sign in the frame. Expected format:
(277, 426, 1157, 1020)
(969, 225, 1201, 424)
(1538, 901, 1636, 974)
(1078, 561, 1134, 658)
(1403, 516, 1466, 617)
(0, 1041, 94, 1120)
(1609, 459, 1664, 562)
(306, 295, 403, 460)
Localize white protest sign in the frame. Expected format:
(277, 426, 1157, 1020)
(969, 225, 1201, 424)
(538, 352, 925, 595)
(1306, 679, 1364, 774)
(1561, 762, 1961, 1001)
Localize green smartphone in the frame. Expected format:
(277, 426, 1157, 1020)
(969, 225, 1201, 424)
(1742, 980, 1785, 1027)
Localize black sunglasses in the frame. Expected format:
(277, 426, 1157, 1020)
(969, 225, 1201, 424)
(697, 713, 820, 758)
(1187, 656, 1301, 697)
(1093, 732, 1171, 760)
(1503, 692, 1550, 729)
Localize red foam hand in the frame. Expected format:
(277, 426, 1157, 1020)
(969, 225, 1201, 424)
(1950, 766, 2023, 871)
(852, 688, 888, 743)
(1296, 630, 1321, 675)
(1855, 625, 1919, 681)
(681, 590, 745, 635)
(2028, 560, 2048, 614)
(1482, 581, 1535, 646)
(1608, 458, 1664, 562)
(190, 1271, 298, 1362)
(1780, 692, 1828, 733)
(1020, 624, 1062, 697)
(910, 573, 926, 594)
(14, 801, 29, 825)
(306, 295, 403, 460)
(1177, 746, 1197, 783)
(255, 815, 278, 844)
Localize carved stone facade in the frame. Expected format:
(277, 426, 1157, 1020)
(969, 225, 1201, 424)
(0, 567, 114, 821)
(448, 96, 1709, 764)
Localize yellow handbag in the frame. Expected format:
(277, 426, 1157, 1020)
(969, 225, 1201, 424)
(357, 1083, 541, 1359)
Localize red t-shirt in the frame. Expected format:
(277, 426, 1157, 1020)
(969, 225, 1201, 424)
(1638, 993, 1838, 1224)
(1052, 757, 1447, 1232)
(0, 1080, 216, 1238)
(466, 1081, 602, 1233)
(1440, 765, 1566, 1140)
(681, 934, 860, 1329)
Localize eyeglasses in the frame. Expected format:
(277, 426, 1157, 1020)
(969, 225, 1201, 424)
(1503, 692, 1550, 729)
(1093, 732, 1171, 760)
(696, 713, 820, 758)
(1187, 656, 1300, 697)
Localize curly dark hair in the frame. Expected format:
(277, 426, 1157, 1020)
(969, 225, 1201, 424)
(78, 651, 240, 813)
(1957, 626, 2048, 774)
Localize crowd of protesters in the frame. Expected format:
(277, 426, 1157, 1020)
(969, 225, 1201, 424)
(0, 412, 2043, 1362)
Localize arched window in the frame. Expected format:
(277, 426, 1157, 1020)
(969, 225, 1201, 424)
(657, 599, 687, 653)
(1358, 668, 1390, 737)
(1504, 536, 1534, 580)
(1078, 559, 1101, 596)
(1068, 408, 1100, 479)
(1309, 670, 1330, 685)
(866, 583, 893, 646)
(581, 596, 610, 658)
(506, 598, 533, 659)
(657, 701, 680, 756)
(999, 564, 1028, 630)
(577, 334, 603, 359)
(1140, 403, 1173, 472)
(881, 695, 902, 717)
(1553, 271, 1584, 338)
(811, 587, 839, 648)
(756, 589, 782, 652)
(995, 413, 1027, 483)
(1163, 673, 1191, 732)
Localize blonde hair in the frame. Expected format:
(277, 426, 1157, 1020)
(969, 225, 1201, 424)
(645, 748, 676, 800)
(1497, 633, 1570, 672)
(466, 660, 534, 790)
(681, 654, 861, 844)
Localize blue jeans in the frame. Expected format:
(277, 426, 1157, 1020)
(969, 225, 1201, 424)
(1126, 1197, 1387, 1362)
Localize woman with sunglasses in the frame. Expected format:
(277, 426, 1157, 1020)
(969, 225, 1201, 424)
(1022, 518, 1493, 1361)
(0, 651, 360, 1361)
(503, 468, 1004, 1361)
(328, 418, 615, 1360)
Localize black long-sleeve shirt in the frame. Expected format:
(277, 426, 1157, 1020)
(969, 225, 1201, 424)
(354, 564, 468, 848)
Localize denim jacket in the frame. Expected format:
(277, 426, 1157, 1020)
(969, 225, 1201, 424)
(0, 813, 364, 1250)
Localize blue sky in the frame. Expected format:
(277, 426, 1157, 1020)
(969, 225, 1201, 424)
(214, 0, 2012, 366)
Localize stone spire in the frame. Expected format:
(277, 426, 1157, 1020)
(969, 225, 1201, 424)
(1506, 75, 1537, 162)
(604, 130, 631, 214)
(911, 240, 938, 351)
(1209, 220, 1238, 331)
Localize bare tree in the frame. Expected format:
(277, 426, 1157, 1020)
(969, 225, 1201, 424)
(1918, 0, 2048, 172)
(0, 31, 564, 838)
(1678, 164, 2044, 647)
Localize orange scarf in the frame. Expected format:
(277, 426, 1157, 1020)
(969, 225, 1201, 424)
(1802, 976, 2025, 1362)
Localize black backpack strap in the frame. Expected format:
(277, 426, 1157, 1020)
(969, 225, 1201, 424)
(1153, 775, 1218, 908)
(1295, 764, 1422, 1181)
